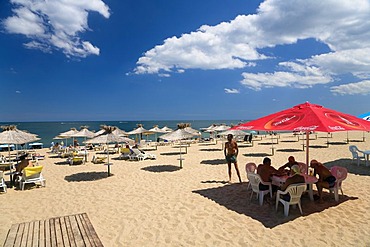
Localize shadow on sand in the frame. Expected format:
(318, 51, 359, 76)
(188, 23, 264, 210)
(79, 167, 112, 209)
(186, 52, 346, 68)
(243, 153, 271, 158)
(276, 148, 303, 153)
(141, 164, 181, 173)
(200, 159, 226, 165)
(199, 148, 222, 152)
(65, 171, 109, 182)
(324, 158, 370, 176)
(160, 152, 185, 156)
(193, 183, 357, 228)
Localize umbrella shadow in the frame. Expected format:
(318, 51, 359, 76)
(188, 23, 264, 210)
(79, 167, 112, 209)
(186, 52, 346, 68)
(65, 171, 109, 182)
(243, 153, 271, 157)
(280, 140, 299, 143)
(327, 141, 348, 146)
(348, 139, 365, 143)
(201, 180, 229, 184)
(200, 159, 226, 165)
(258, 142, 276, 146)
(141, 164, 181, 173)
(193, 183, 357, 228)
(308, 145, 328, 149)
(324, 159, 370, 176)
(160, 152, 186, 156)
(276, 148, 303, 152)
(199, 148, 222, 152)
(54, 161, 70, 166)
(238, 143, 253, 148)
(199, 143, 217, 146)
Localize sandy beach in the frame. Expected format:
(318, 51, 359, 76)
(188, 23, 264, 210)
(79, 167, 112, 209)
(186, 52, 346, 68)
(1, 131, 370, 246)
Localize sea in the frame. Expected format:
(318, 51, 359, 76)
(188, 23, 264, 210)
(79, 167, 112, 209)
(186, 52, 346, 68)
(0, 120, 245, 148)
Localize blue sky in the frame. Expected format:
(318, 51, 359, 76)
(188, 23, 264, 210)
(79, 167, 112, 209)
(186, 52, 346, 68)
(1, 0, 369, 122)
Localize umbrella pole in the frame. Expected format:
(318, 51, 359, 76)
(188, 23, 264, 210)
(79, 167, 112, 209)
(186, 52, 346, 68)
(346, 131, 349, 144)
(179, 141, 183, 168)
(305, 131, 309, 174)
(107, 147, 111, 176)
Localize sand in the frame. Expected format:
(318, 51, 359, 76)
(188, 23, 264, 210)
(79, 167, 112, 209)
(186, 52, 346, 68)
(1, 131, 370, 246)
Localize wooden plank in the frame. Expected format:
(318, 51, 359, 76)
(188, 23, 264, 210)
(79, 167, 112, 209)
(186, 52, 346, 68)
(44, 218, 51, 247)
(64, 216, 77, 247)
(4, 224, 20, 247)
(31, 221, 40, 247)
(4, 213, 103, 247)
(20, 221, 30, 247)
(75, 214, 93, 247)
(49, 218, 57, 247)
(39, 220, 45, 247)
(68, 215, 85, 247)
(14, 223, 25, 247)
(81, 213, 103, 247)
(54, 217, 64, 247)
(59, 216, 72, 247)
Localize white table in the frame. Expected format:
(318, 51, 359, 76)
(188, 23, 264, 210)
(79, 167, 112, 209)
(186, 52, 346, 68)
(272, 174, 318, 201)
(362, 150, 370, 166)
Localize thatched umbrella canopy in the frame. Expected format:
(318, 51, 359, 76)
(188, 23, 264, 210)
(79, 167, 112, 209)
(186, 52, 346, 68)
(85, 126, 134, 176)
(0, 125, 40, 177)
(112, 127, 128, 137)
(160, 126, 173, 133)
(71, 126, 95, 139)
(159, 124, 196, 168)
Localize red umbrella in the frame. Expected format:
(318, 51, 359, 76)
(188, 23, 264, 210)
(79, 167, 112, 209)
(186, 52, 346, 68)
(232, 102, 370, 170)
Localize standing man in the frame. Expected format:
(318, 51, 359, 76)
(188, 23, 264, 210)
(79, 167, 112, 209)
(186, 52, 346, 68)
(224, 134, 242, 183)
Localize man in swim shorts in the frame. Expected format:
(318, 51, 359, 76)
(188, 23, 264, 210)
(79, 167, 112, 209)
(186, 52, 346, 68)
(310, 159, 336, 203)
(224, 134, 242, 183)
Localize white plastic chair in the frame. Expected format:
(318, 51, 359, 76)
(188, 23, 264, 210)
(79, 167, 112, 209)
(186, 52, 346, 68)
(349, 145, 366, 166)
(247, 173, 272, 205)
(276, 183, 306, 216)
(328, 166, 348, 202)
(245, 162, 257, 190)
(18, 165, 46, 191)
(0, 171, 7, 193)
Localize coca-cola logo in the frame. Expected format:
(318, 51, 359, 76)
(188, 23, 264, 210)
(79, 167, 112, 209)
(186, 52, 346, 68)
(324, 112, 363, 130)
(264, 112, 302, 130)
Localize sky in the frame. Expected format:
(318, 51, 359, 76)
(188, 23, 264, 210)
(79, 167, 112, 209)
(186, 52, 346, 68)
(1, 0, 370, 122)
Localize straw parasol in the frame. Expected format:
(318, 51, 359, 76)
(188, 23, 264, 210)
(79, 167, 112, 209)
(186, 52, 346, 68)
(85, 126, 134, 176)
(0, 125, 40, 182)
(159, 123, 196, 168)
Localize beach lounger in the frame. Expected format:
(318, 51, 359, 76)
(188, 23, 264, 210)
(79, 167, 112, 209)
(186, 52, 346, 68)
(0, 171, 7, 193)
(129, 149, 156, 161)
(18, 165, 46, 190)
(92, 155, 107, 164)
(67, 156, 84, 165)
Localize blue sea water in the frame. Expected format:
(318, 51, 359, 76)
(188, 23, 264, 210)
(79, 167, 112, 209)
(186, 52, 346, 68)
(0, 120, 244, 147)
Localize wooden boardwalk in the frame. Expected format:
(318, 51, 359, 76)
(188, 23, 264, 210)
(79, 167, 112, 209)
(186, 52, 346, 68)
(3, 213, 103, 247)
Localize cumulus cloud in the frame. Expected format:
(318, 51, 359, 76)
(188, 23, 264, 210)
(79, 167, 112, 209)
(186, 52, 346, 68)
(241, 61, 333, 90)
(330, 80, 370, 95)
(2, 0, 110, 57)
(224, 88, 240, 94)
(134, 0, 370, 94)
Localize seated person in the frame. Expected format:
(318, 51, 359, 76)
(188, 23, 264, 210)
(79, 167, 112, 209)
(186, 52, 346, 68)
(278, 156, 298, 172)
(279, 165, 306, 201)
(13, 154, 33, 183)
(257, 157, 280, 193)
(310, 159, 336, 203)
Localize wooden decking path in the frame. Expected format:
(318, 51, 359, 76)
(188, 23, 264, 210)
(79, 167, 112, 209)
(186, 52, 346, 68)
(3, 213, 103, 247)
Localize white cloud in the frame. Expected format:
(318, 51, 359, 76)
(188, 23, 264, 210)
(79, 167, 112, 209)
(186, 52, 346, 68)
(330, 80, 370, 95)
(134, 0, 370, 93)
(224, 88, 240, 94)
(241, 61, 333, 91)
(2, 0, 110, 57)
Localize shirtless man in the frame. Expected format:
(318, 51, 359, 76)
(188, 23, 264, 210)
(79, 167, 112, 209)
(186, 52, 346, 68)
(257, 157, 280, 192)
(310, 159, 336, 202)
(224, 134, 242, 183)
(278, 156, 298, 172)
